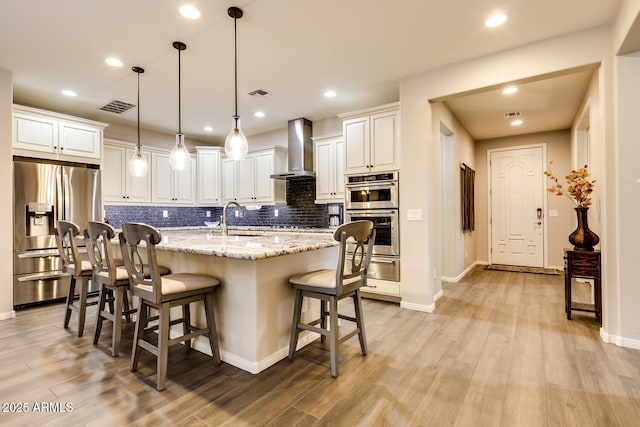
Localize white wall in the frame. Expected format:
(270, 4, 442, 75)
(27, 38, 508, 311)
(0, 68, 15, 319)
(398, 26, 613, 313)
(431, 102, 476, 284)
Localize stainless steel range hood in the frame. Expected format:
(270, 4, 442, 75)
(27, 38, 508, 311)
(270, 118, 315, 179)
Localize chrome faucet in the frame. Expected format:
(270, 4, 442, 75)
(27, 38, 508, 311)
(221, 201, 244, 236)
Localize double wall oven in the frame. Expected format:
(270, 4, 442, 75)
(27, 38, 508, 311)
(344, 171, 399, 282)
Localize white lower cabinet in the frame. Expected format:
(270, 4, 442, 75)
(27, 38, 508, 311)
(222, 147, 287, 205)
(152, 152, 196, 205)
(103, 141, 151, 204)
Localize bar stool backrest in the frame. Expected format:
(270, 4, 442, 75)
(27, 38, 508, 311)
(84, 221, 119, 284)
(55, 220, 83, 277)
(333, 220, 376, 295)
(119, 222, 163, 305)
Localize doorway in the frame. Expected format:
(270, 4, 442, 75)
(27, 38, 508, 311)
(488, 145, 546, 267)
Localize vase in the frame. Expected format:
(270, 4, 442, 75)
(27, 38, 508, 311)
(568, 207, 600, 250)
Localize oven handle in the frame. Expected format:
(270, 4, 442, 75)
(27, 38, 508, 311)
(346, 209, 397, 216)
(369, 258, 398, 264)
(346, 181, 397, 190)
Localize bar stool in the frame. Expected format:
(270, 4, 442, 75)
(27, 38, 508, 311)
(55, 220, 96, 337)
(84, 221, 157, 356)
(119, 222, 221, 391)
(288, 220, 375, 377)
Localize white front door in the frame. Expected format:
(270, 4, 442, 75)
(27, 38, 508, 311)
(490, 146, 544, 267)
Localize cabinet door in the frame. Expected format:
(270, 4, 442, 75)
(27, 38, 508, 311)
(236, 156, 256, 203)
(125, 148, 151, 203)
(222, 159, 238, 202)
(174, 159, 196, 204)
(102, 145, 126, 203)
(334, 140, 345, 198)
(152, 153, 174, 203)
(12, 113, 57, 153)
(198, 151, 221, 205)
(59, 121, 101, 158)
(370, 110, 399, 171)
(315, 140, 335, 201)
(343, 117, 370, 174)
(254, 151, 274, 202)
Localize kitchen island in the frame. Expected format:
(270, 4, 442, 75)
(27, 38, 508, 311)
(151, 228, 338, 374)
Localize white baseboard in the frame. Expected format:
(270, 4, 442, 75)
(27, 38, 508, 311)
(0, 310, 16, 321)
(434, 289, 443, 302)
(600, 328, 640, 350)
(400, 301, 434, 313)
(186, 330, 318, 375)
(442, 261, 483, 283)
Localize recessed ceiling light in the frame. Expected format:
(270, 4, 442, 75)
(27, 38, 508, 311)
(511, 119, 523, 126)
(105, 57, 123, 67)
(62, 89, 77, 97)
(180, 5, 201, 19)
(485, 13, 507, 28)
(254, 111, 266, 118)
(204, 126, 214, 132)
(324, 90, 337, 98)
(502, 86, 518, 95)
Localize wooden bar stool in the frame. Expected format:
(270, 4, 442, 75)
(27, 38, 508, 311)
(55, 220, 96, 337)
(119, 222, 221, 391)
(288, 220, 375, 377)
(85, 222, 133, 356)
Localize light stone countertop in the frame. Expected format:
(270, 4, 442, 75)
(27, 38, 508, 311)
(154, 228, 338, 260)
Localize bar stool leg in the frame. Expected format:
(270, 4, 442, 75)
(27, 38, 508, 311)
(77, 277, 89, 337)
(157, 304, 170, 391)
(288, 291, 303, 360)
(93, 285, 108, 345)
(131, 300, 148, 372)
(204, 293, 221, 363)
(64, 276, 77, 329)
(329, 296, 339, 378)
(320, 299, 328, 343)
(182, 303, 191, 350)
(354, 290, 368, 355)
(112, 287, 123, 357)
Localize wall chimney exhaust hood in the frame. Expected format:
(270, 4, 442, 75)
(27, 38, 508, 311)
(270, 118, 315, 179)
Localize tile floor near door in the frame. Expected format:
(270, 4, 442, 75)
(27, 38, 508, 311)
(1, 267, 639, 426)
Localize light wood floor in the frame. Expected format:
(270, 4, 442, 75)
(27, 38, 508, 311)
(1, 267, 639, 426)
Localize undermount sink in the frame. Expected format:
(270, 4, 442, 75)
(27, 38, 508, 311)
(228, 233, 265, 237)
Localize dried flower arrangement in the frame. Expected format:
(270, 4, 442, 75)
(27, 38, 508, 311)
(544, 162, 595, 208)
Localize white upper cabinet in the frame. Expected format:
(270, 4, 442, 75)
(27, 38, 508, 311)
(103, 141, 152, 204)
(222, 146, 287, 205)
(12, 104, 107, 163)
(339, 102, 400, 174)
(196, 147, 223, 206)
(151, 152, 196, 205)
(313, 133, 344, 204)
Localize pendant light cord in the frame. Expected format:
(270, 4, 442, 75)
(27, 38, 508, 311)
(178, 48, 182, 134)
(233, 13, 238, 122)
(137, 70, 141, 149)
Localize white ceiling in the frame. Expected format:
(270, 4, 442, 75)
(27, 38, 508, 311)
(0, 0, 621, 144)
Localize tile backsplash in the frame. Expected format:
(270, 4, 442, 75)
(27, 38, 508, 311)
(104, 179, 343, 229)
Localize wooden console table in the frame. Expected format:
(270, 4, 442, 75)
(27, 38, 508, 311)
(564, 249, 601, 324)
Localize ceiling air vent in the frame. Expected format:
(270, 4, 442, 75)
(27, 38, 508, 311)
(248, 89, 270, 97)
(503, 112, 521, 119)
(99, 100, 136, 114)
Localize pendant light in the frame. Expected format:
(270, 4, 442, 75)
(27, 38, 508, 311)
(129, 66, 149, 177)
(170, 41, 190, 170)
(225, 6, 248, 160)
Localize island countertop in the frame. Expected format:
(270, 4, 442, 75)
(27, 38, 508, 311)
(154, 228, 338, 260)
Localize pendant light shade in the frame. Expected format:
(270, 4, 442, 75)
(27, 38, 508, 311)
(129, 66, 148, 177)
(170, 41, 190, 171)
(225, 6, 248, 160)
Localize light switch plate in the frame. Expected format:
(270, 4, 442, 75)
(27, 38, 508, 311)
(407, 209, 423, 221)
(206, 211, 211, 217)
(162, 210, 168, 218)
(549, 210, 558, 217)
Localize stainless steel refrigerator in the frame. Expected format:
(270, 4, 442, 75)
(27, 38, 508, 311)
(13, 160, 102, 307)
